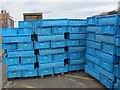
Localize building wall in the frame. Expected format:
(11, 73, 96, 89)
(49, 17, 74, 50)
(0, 10, 14, 28)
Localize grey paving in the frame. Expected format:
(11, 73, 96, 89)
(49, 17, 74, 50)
(3, 71, 107, 89)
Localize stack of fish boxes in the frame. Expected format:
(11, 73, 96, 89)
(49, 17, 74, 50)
(2, 19, 87, 78)
(36, 19, 68, 77)
(2, 26, 38, 78)
(85, 15, 120, 89)
(67, 19, 87, 71)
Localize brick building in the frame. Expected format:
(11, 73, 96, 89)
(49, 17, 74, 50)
(0, 10, 14, 28)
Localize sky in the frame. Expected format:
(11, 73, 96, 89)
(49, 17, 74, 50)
(0, 0, 119, 27)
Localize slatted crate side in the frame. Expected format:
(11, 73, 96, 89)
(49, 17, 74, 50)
(3, 35, 32, 43)
(3, 57, 19, 65)
(18, 28, 34, 35)
(101, 42, 116, 54)
(17, 42, 33, 50)
(69, 33, 86, 40)
(51, 40, 66, 48)
(2, 28, 18, 36)
(87, 26, 102, 34)
(21, 56, 36, 64)
(53, 53, 67, 61)
(34, 41, 50, 49)
(38, 68, 54, 76)
(69, 59, 85, 65)
(95, 49, 117, 64)
(42, 19, 68, 27)
(7, 50, 35, 57)
(38, 55, 52, 64)
(86, 40, 101, 50)
(86, 53, 100, 66)
(86, 60, 95, 70)
(86, 47, 96, 56)
(97, 15, 118, 26)
(68, 46, 86, 53)
(39, 48, 65, 56)
(7, 63, 35, 71)
(39, 61, 64, 69)
(54, 66, 69, 74)
(96, 34, 116, 44)
(68, 64, 85, 71)
(35, 27, 52, 35)
(85, 65, 100, 81)
(38, 34, 65, 42)
(2, 43, 17, 50)
(6, 71, 22, 78)
(22, 70, 38, 77)
(68, 19, 87, 26)
(87, 32, 96, 41)
(101, 26, 117, 35)
(95, 65, 115, 81)
(87, 16, 98, 25)
(52, 26, 68, 34)
(100, 74, 113, 89)
(68, 52, 85, 59)
(19, 20, 41, 28)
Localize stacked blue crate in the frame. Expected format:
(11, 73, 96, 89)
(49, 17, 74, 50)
(35, 19, 69, 77)
(85, 15, 120, 89)
(67, 19, 87, 71)
(2, 26, 37, 78)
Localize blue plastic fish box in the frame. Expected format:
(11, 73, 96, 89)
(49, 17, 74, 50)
(86, 40, 101, 50)
(7, 64, 35, 71)
(97, 15, 119, 25)
(68, 19, 87, 26)
(87, 26, 102, 34)
(6, 71, 22, 78)
(3, 57, 19, 65)
(85, 65, 100, 81)
(87, 16, 98, 25)
(38, 55, 52, 63)
(101, 42, 116, 54)
(69, 59, 85, 65)
(17, 42, 33, 50)
(51, 40, 66, 48)
(53, 53, 67, 61)
(38, 34, 64, 41)
(2, 43, 17, 50)
(19, 20, 41, 28)
(101, 26, 117, 35)
(2, 28, 18, 36)
(39, 61, 64, 69)
(7, 50, 35, 57)
(38, 68, 53, 76)
(3, 35, 31, 43)
(68, 46, 86, 52)
(18, 28, 34, 35)
(39, 48, 65, 56)
(54, 66, 68, 74)
(21, 57, 36, 64)
(35, 27, 52, 35)
(23, 70, 38, 77)
(34, 41, 50, 49)
(68, 64, 85, 71)
(68, 52, 85, 59)
(52, 26, 68, 34)
(42, 19, 68, 27)
(69, 34, 86, 39)
(95, 49, 117, 63)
